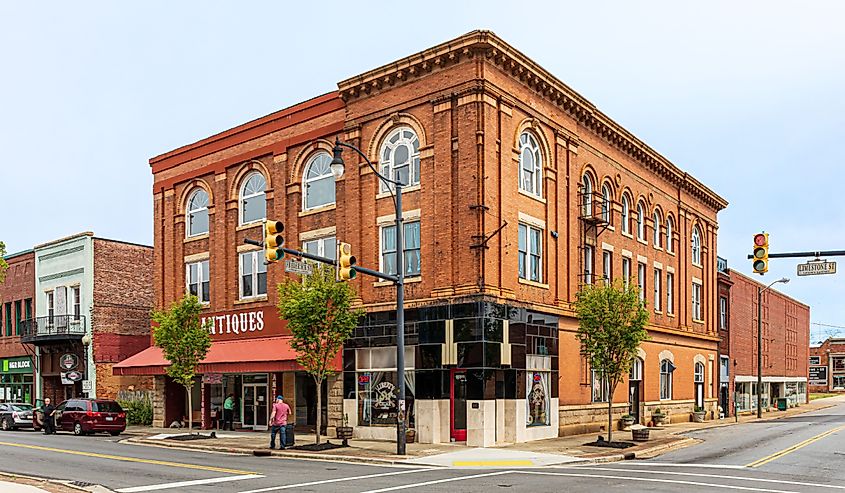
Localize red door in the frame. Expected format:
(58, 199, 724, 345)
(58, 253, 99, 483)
(450, 369, 467, 441)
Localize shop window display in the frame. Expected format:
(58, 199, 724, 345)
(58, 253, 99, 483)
(526, 371, 550, 427)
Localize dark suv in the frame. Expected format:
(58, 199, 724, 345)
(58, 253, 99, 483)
(54, 399, 126, 436)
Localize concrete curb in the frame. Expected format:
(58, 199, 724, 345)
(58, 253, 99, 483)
(0, 472, 113, 493)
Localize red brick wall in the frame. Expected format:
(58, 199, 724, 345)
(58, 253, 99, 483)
(0, 251, 34, 359)
(809, 339, 845, 392)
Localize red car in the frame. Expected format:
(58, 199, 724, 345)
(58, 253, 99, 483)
(53, 398, 126, 436)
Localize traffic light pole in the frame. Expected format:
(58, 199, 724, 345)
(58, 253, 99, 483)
(746, 249, 845, 260)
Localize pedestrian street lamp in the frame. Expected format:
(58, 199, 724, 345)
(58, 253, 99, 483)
(329, 139, 409, 455)
(757, 277, 789, 419)
(81, 333, 92, 398)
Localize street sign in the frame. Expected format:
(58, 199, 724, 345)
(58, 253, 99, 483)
(81, 380, 92, 392)
(809, 365, 828, 385)
(285, 258, 314, 275)
(797, 260, 837, 276)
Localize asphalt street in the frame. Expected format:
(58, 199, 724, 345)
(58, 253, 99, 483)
(0, 398, 841, 492)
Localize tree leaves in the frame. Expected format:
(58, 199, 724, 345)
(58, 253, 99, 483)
(0, 241, 8, 285)
(151, 294, 212, 390)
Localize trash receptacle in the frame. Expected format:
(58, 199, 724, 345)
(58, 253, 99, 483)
(285, 424, 295, 447)
(777, 398, 788, 411)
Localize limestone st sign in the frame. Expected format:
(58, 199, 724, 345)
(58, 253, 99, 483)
(797, 260, 837, 276)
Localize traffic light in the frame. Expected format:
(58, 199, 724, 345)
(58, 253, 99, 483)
(265, 220, 285, 262)
(337, 242, 357, 280)
(752, 232, 768, 274)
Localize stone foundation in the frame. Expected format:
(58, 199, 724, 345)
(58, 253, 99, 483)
(95, 363, 152, 400)
(558, 402, 630, 436)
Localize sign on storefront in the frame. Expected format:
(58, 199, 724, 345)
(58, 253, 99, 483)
(200, 307, 289, 341)
(81, 380, 92, 392)
(202, 373, 223, 384)
(809, 365, 828, 385)
(1, 357, 32, 374)
(61, 371, 84, 384)
(59, 353, 79, 371)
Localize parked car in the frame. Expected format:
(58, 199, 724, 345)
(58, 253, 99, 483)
(53, 398, 126, 436)
(0, 403, 35, 431)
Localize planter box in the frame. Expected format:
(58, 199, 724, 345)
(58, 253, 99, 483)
(692, 412, 706, 423)
(336, 426, 354, 440)
(631, 426, 650, 442)
(652, 415, 667, 426)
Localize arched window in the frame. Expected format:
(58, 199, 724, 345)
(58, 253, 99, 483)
(629, 357, 643, 381)
(186, 189, 209, 237)
(666, 215, 674, 253)
(653, 210, 662, 248)
(379, 127, 420, 192)
(240, 172, 267, 225)
(621, 194, 631, 234)
(581, 174, 593, 217)
(601, 183, 612, 223)
(302, 152, 335, 210)
(660, 359, 674, 400)
(691, 226, 702, 265)
(637, 202, 646, 241)
(518, 131, 542, 197)
(694, 362, 705, 383)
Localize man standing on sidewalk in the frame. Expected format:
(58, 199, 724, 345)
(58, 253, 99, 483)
(269, 395, 291, 450)
(42, 398, 56, 435)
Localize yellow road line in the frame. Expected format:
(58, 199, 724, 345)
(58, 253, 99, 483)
(746, 424, 845, 468)
(452, 460, 533, 467)
(0, 440, 256, 475)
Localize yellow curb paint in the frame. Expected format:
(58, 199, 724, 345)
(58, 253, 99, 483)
(452, 460, 533, 467)
(745, 424, 845, 468)
(0, 440, 256, 475)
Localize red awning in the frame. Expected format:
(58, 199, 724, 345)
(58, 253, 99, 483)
(113, 336, 325, 376)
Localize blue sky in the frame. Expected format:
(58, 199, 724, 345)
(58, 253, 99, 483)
(1, 1, 842, 341)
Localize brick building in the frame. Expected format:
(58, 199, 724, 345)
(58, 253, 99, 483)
(0, 250, 36, 404)
(23, 233, 153, 402)
(720, 269, 810, 414)
(117, 31, 726, 444)
(716, 256, 733, 416)
(809, 338, 845, 392)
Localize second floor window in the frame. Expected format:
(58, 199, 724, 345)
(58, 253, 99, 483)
(653, 268, 662, 312)
(518, 223, 543, 282)
(240, 173, 267, 225)
(240, 251, 267, 299)
(518, 132, 542, 197)
(602, 250, 612, 285)
(692, 282, 702, 321)
(71, 286, 81, 320)
(380, 127, 420, 192)
(187, 260, 210, 304)
(666, 272, 674, 315)
(186, 189, 209, 237)
(637, 262, 646, 303)
(583, 245, 594, 285)
(303, 152, 336, 210)
(720, 296, 727, 329)
(622, 257, 631, 290)
(381, 221, 421, 277)
(303, 236, 337, 261)
(46, 292, 55, 324)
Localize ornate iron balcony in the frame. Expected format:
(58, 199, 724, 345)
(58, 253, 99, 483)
(20, 315, 86, 344)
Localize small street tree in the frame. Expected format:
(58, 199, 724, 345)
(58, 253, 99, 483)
(575, 279, 649, 442)
(0, 241, 9, 284)
(152, 294, 212, 432)
(278, 263, 363, 444)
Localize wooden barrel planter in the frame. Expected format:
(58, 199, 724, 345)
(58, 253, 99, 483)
(631, 426, 650, 442)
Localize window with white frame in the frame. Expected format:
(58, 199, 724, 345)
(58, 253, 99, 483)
(186, 260, 210, 303)
(666, 216, 674, 253)
(621, 195, 631, 234)
(518, 132, 542, 197)
(71, 286, 81, 320)
(630, 358, 643, 381)
(518, 223, 543, 282)
(186, 189, 209, 237)
(602, 250, 612, 285)
(691, 226, 702, 265)
(591, 369, 609, 403)
(239, 251, 267, 299)
(653, 267, 662, 312)
(637, 202, 646, 241)
(240, 172, 267, 225)
(581, 174, 593, 217)
(583, 245, 594, 285)
(622, 257, 631, 289)
(694, 362, 705, 383)
(303, 152, 336, 210)
(303, 236, 337, 261)
(637, 262, 646, 302)
(381, 221, 421, 277)
(46, 291, 54, 324)
(379, 127, 420, 192)
(601, 183, 612, 223)
(660, 359, 674, 400)
(719, 296, 727, 329)
(692, 282, 702, 321)
(653, 210, 662, 248)
(666, 272, 674, 314)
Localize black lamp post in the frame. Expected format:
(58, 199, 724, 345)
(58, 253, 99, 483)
(330, 139, 407, 455)
(757, 277, 789, 418)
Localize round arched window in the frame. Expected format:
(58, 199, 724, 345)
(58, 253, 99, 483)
(379, 127, 420, 192)
(518, 132, 542, 196)
(186, 189, 209, 237)
(240, 172, 266, 225)
(303, 152, 335, 210)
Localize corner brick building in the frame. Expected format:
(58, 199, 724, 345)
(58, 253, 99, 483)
(0, 250, 36, 403)
(721, 269, 810, 414)
(809, 338, 845, 392)
(118, 31, 727, 444)
(24, 233, 153, 402)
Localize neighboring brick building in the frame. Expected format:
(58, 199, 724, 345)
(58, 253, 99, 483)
(716, 257, 733, 416)
(721, 269, 810, 414)
(0, 250, 36, 404)
(809, 338, 845, 392)
(23, 233, 153, 402)
(118, 30, 727, 444)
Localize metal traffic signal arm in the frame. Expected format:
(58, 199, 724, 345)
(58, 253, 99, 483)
(243, 237, 399, 283)
(746, 249, 845, 260)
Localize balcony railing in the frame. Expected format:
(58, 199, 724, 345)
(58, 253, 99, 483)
(717, 256, 729, 273)
(20, 315, 86, 344)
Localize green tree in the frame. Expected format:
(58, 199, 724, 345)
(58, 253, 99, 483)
(278, 264, 363, 444)
(575, 279, 650, 442)
(0, 241, 8, 284)
(152, 294, 212, 432)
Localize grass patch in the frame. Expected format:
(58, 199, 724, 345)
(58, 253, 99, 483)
(810, 393, 838, 400)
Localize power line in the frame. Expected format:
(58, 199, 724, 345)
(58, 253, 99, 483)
(811, 322, 845, 329)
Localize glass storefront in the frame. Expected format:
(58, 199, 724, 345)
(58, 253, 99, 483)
(0, 357, 34, 404)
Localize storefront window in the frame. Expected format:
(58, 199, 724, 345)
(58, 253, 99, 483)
(526, 371, 550, 427)
(832, 357, 845, 372)
(356, 371, 415, 427)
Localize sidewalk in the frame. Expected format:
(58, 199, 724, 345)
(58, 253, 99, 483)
(124, 395, 844, 466)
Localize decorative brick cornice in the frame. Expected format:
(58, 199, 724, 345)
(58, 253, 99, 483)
(337, 30, 728, 212)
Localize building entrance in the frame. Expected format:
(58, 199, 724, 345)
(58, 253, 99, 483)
(450, 369, 467, 441)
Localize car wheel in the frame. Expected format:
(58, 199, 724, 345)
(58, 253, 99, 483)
(0, 418, 9, 431)
(73, 422, 83, 436)
(109, 431, 121, 436)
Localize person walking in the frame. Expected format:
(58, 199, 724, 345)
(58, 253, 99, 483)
(222, 393, 235, 431)
(269, 395, 291, 450)
(43, 398, 56, 435)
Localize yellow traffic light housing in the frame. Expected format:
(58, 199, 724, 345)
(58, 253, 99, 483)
(752, 232, 768, 274)
(337, 242, 357, 280)
(265, 220, 285, 262)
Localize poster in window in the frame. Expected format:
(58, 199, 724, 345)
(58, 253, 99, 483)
(526, 372, 550, 427)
